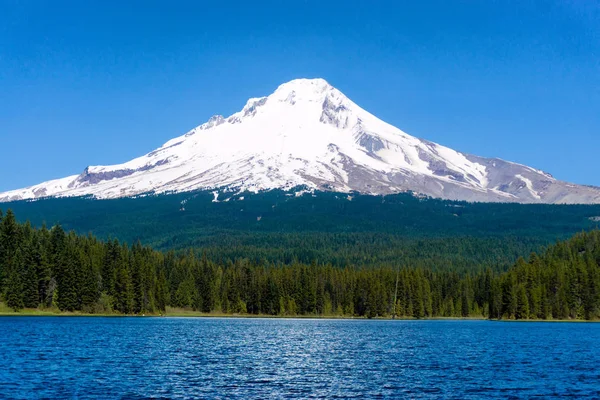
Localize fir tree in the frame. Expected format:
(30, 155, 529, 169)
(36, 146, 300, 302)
(5, 249, 24, 311)
(515, 285, 530, 320)
(113, 263, 133, 314)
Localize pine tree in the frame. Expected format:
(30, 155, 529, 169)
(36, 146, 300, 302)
(0, 209, 20, 293)
(131, 242, 145, 313)
(22, 254, 40, 309)
(5, 248, 24, 311)
(155, 269, 169, 312)
(262, 275, 280, 315)
(113, 263, 133, 314)
(30, 236, 51, 306)
(515, 285, 530, 320)
(502, 275, 517, 318)
(80, 258, 100, 311)
(56, 247, 79, 312)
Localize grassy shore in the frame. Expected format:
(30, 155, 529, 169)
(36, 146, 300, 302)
(0, 304, 596, 321)
(0, 303, 481, 319)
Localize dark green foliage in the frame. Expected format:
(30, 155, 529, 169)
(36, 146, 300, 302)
(155, 269, 169, 312)
(5, 190, 600, 272)
(113, 262, 133, 314)
(22, 254, 39, 309)
(1, 210, 20, 291)
(80, 260, 100, 310)
(5, 249, 24, 311)
(0, 207, 599, 320)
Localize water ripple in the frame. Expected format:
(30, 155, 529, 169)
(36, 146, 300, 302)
(0, 318, 599, 399)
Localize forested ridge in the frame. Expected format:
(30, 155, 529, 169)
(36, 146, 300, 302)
(6, 190, 600, 271)
(1, 208, 599, 320)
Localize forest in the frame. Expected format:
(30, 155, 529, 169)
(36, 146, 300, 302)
(6, 189, 600, 271)
(1, 208, 599, 320)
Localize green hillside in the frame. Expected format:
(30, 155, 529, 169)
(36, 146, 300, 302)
(3, 189, 600, 271)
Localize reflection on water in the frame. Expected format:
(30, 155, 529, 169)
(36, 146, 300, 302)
(1, 318, 599, 398)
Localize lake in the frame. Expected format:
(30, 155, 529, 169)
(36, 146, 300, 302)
(1, 318, 599, 399)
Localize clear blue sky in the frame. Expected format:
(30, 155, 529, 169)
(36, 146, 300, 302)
(1, 0, 599, 191)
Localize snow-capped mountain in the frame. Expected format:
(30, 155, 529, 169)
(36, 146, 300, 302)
(2, 78, 599, 204)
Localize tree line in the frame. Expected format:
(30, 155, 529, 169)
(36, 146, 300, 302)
(1, 209, 599, 319)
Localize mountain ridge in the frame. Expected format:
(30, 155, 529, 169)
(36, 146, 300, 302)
(2, 78, 599, 204)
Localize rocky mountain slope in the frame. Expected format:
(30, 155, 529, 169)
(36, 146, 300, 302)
(2, 78, 599, 204)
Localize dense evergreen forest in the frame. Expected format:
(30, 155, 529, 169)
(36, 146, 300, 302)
(1, 208, 599, 320)
(6, 190, 600, 271)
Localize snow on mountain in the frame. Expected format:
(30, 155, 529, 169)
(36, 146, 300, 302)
(1, 78, 599, 204)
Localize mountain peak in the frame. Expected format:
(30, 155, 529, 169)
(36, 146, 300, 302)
(1, 79, 599, 204)
(270, 78, 342, 104)
(276, 78, 332, 92)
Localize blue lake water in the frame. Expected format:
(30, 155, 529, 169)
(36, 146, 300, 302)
(1, 318, 599, 399)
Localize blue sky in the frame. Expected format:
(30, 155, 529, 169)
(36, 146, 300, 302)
(1, 0, 599, 191)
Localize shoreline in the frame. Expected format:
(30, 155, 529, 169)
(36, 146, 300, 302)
(0, 309, 596, 322)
